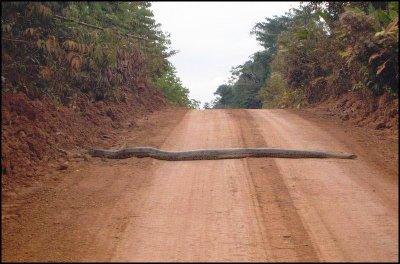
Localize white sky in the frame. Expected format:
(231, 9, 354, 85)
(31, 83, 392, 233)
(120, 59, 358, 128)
(151, 1, 299, 105)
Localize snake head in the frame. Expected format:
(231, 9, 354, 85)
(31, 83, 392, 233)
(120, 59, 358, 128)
(348, 154, 357, 159)
(88, 149, 99, 157)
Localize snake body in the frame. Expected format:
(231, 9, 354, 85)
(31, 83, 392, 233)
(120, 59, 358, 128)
(88, 147, 356, 160)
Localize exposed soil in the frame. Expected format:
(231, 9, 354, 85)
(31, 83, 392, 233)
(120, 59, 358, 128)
(302, 90, 398, 178)
(1, 87, 166, 193)
(296, 108, 398, 177)
(1, 106, 188, 261)
(2, 108, 397, 262)
(309, 90, 398, 133)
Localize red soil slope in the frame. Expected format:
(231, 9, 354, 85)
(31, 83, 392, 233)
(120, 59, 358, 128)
(310, 91, 398, 132)
(1, 87, 165, 192)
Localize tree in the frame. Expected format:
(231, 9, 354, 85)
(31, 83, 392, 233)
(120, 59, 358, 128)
(251, 14, 292, 53)
(1, 2, 195, 107)
(257, 1, 398, 108)
(154, 63, 193, 107)
(189, 99, 201, 109)
(211, 13, 293, 109)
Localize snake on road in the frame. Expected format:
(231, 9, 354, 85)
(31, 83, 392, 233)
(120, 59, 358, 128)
(88, 147, 357, 161)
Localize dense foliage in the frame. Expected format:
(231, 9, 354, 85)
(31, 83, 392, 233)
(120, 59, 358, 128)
(211, 1, 398, 109)
(1, 2, 196, 108)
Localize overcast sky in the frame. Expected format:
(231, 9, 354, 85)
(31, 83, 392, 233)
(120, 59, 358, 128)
(151, 2, 299, 105)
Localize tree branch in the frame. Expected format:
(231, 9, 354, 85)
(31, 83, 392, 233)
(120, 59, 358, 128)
(2, 37, 31, 44)
(53, 14, 149, 41)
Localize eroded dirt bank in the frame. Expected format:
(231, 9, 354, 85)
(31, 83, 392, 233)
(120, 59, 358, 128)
(1, 88, 165, 192)
(2, 108, 398, 262)
(1, 107, 188, 261)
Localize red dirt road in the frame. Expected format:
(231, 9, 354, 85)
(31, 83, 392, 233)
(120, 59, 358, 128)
(2, 109, 398, 262)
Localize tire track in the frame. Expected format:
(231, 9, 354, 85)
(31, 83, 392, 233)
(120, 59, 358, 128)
(231, 109, 319, 261)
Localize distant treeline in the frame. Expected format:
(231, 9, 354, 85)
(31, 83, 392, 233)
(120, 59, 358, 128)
(209, 2, 398, 109)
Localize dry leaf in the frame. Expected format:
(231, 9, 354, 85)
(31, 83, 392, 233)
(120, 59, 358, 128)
(376, 59, 389, 75)
(39, 66, 53, 80)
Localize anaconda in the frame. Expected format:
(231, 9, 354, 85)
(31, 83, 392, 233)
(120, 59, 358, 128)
(88, 147, 356, 160)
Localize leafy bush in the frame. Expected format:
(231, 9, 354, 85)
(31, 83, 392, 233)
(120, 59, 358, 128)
(259, 72, 287, 108)
(259, 72, 305, 108)
(1, 2, 194, 107)
(212, 1, 398, 109)
(153, 64, 192, 107)
(337, 3, 398, 95)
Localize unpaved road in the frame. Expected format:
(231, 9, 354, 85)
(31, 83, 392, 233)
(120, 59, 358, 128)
(2, 109, 398, 262)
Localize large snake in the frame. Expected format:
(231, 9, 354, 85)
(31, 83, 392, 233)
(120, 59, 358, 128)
(88, 147, 357, 160)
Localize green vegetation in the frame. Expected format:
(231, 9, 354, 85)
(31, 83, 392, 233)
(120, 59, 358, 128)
(1, 2, 195, 107)
(211, 1, 398, 109)
(212, 50, 272, 109)
(154, 63, 199, 108)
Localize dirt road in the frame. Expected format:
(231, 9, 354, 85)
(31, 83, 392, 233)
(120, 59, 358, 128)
(2, 109, 398, 262)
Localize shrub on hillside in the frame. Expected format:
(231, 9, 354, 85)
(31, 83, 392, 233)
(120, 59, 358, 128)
(1, 2, 193, 107)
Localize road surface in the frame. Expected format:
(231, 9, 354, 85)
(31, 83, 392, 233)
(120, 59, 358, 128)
(2, 109, 398, 262)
